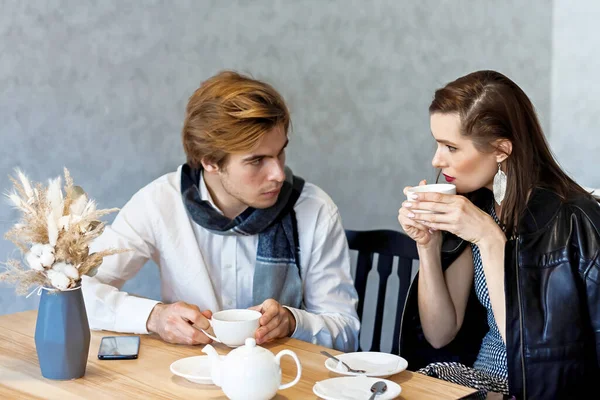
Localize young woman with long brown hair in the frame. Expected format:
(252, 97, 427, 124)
(398, 70, 600, 399)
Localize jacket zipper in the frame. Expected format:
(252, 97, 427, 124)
(514, 235, 526, 398)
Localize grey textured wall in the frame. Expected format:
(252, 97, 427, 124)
(1, 1, 553, 351)
(550, 0, 600, 190)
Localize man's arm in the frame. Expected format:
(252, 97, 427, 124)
(82, 188, 160, 334)
(285, 208, 360, 352)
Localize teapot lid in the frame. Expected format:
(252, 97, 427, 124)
(229, 337, 272, 358)
(240, 337, 266, 352)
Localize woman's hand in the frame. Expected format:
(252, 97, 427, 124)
(398, 180, 442, 249)
(404, 192, 503, 245)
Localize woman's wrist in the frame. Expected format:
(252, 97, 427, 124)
(417, 240, 441, 254)
(417, 240, 442, 268)
(477, 226, 507, 253)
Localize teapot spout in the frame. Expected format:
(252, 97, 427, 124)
(202, 343, 219, 359)
(202, 344, 222, 387)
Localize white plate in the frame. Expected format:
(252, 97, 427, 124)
(324, 352, 408, 378)
(169, 355, 224, 384)
(313, 376, 401, 400)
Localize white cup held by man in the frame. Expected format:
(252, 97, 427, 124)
(200, 309, 261, 348)
(406, 183, 456, 213)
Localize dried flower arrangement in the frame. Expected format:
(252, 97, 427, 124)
(1, 168, 128, 294)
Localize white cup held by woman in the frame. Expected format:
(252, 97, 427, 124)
(405, 183, 456, 213)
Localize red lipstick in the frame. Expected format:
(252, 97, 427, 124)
(443, 174, 455, 183)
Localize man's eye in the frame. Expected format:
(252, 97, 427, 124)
(250, 159, 262, 166)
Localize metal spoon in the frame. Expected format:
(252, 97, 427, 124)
(368, 381, 388, 399)
(320, 350, 367, 374)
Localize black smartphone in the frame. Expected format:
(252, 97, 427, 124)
(98, 336, 140, 360)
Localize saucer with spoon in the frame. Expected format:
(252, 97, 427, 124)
(312, 376, 400, 400)
(320, 350, 408, 378)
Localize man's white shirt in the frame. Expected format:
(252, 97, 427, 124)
(82, 165, 360, 352)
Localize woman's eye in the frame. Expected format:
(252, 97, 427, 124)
(447, 145, 457, 153)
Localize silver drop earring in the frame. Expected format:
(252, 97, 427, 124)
(493, 162, 507, 205)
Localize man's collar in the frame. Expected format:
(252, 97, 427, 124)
(198, 171, 224, 215)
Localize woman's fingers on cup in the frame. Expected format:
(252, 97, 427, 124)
(417, 191, 454, 203)
(403, 180, 427, 195)
(399, 204, 425, 221)
(406, 219, 430, 234)
(404, 200, 447, 213)
(414, 213, 453, 233)
(413, 210, 455, 225)
(398, 208, 438, 244)
(402, 200, 416, 210)
(398, 209, 429, 234)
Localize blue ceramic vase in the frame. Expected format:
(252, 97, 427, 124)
(34, 286, 91, 380)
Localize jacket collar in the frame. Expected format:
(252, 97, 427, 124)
(518, 187, 562, 235)
(470, 187, 562, 236)
(442, 187, 563, 252)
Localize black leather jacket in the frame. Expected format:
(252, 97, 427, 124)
(399, 188, 600, 399)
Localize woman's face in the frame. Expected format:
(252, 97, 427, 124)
(430, 113, 499, 194)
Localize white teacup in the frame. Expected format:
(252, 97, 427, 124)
(406, 183, 456, 213)
(200, 309, 261, 348)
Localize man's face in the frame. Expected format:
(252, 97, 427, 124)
(218, 125, 288, 209)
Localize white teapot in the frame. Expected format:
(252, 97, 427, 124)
(202, 337, 302, 400)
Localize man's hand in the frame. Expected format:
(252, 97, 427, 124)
(146, 301, 213, 345)
(249, 299, 296, 345)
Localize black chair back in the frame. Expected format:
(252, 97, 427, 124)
(345, 229, 418, 354)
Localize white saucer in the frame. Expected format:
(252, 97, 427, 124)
(313, 376, 401, 400)
(324, 352, 408, 378)
(169, 355, 224, 384)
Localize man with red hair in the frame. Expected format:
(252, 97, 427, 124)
(83, 71, 359, 352)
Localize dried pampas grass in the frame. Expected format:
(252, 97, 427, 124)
(1, 168, 129, 293)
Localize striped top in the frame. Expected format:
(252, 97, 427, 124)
(470, 205, 508, 380)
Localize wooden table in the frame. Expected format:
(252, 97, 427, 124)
(0, 311, 477, 399)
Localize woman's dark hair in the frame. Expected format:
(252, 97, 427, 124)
(430, 70, 596, 233)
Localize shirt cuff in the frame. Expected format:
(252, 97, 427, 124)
(283, 306, 318, 345)
(114, 296, 161, 334)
